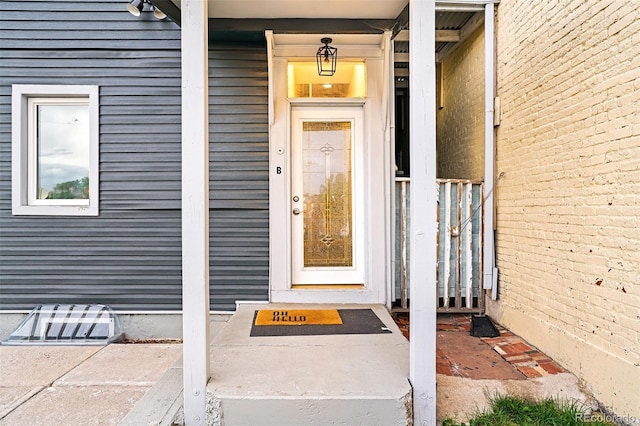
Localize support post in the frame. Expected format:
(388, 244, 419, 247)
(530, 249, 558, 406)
(483, 2, 497, 296)
(181, 1, 210, 424)
(409, 0, 437, 424)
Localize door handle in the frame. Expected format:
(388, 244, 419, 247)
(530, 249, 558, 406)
(292, 208, 301, 215)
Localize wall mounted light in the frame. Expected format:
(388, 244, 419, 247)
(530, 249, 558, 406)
(152, 6, 166, 19)
(127, 0, 145, 16)
(316, 38, 337, 77)
(127, 0, 166, 19)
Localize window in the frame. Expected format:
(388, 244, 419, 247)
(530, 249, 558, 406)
(12, 85, 99, 216)
(287, 61, 367, 98)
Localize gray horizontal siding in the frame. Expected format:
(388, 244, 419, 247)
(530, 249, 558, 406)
(208, 42, 269, 309)
(0, 1, 270, 312)
(209, 43, 269, 212)
(0, 0, 181, 50)
(0, 211, 183, 310)
(210, 210, 269, 310)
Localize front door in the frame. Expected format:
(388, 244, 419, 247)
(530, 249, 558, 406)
(290, 106, 365, 285)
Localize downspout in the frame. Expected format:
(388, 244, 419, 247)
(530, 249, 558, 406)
(483, 2, 498, 299)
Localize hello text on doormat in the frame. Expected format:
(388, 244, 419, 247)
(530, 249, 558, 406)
(254, 310, 343, 326)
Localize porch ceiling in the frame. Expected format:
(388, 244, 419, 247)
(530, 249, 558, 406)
(171, 0, 408, 19)
(160, 0, 490, 83)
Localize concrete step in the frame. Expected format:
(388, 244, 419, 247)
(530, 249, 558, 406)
(206, 304, 411, 426)
(119, 365, 183, 426)
(119, 320, 230, 426)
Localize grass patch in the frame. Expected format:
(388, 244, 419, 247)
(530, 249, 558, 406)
(442, 395, 614, 426)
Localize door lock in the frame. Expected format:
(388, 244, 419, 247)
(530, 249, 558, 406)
(292, 208, 301, 215)
(292, 196, 299, 202)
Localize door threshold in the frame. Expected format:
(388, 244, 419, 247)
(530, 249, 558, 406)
(291, 284, 365, 290)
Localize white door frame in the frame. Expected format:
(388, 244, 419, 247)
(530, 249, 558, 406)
(290, 105, 365, 286)
(267, 32, 393, 304)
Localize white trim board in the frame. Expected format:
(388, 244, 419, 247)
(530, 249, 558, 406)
(267, 33, 392, 305)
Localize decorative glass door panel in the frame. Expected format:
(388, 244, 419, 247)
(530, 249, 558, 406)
(302, 121, 352, 267)
(291, 106, 364, 285)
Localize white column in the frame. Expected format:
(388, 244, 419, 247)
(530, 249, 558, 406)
(181, 1, 210, 424)
(483, 2, 497, 296)
(409, 0, 437, 425)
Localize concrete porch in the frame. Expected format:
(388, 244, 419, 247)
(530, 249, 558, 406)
(205, 304, 412, 425)
(0, 311, 602, 425)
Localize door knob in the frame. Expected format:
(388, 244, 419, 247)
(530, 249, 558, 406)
(292, 208, 301, 215)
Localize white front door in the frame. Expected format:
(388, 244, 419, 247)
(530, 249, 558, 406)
(290, 106, 365, 285)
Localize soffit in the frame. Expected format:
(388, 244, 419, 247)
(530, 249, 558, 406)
(171, 0, 407, 19)
(163, 1, 492, 75)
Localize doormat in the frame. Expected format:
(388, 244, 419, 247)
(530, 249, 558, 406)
(470, 315, 500, 338)
(254, 309, 343, 326)
(250, 309, 393, 337)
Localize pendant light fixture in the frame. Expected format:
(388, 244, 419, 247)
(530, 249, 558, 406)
(316, 37, 337, 76)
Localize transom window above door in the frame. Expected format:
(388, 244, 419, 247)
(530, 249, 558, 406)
(287, 61, 367, 98)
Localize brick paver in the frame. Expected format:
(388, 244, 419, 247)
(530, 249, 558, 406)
(479, 323, 565, 378)
(393, 312, 565, 379)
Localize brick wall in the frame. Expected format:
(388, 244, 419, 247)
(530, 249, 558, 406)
(489, 0, 640, 421)
(437, 27, 485, 180)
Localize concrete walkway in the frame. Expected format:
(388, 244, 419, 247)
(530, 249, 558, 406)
(0, 311, 599, 425)
(0, 343, 182, 425)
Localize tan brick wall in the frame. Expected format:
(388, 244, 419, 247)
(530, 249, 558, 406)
(489, 0, 640, 420)
(437, 27, 485, 180)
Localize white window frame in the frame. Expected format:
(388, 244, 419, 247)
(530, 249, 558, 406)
(12, 85, 99, 216)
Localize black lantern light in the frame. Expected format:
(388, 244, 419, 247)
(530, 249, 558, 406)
(316, 37, 337, 76)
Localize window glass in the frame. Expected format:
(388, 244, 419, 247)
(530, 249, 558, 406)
(301, 121, 353, 267)
(33, 101, 90, 203)
(288, 61, 366, 98)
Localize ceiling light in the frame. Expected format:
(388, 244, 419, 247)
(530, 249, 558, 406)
(316, 37, 337, 77)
